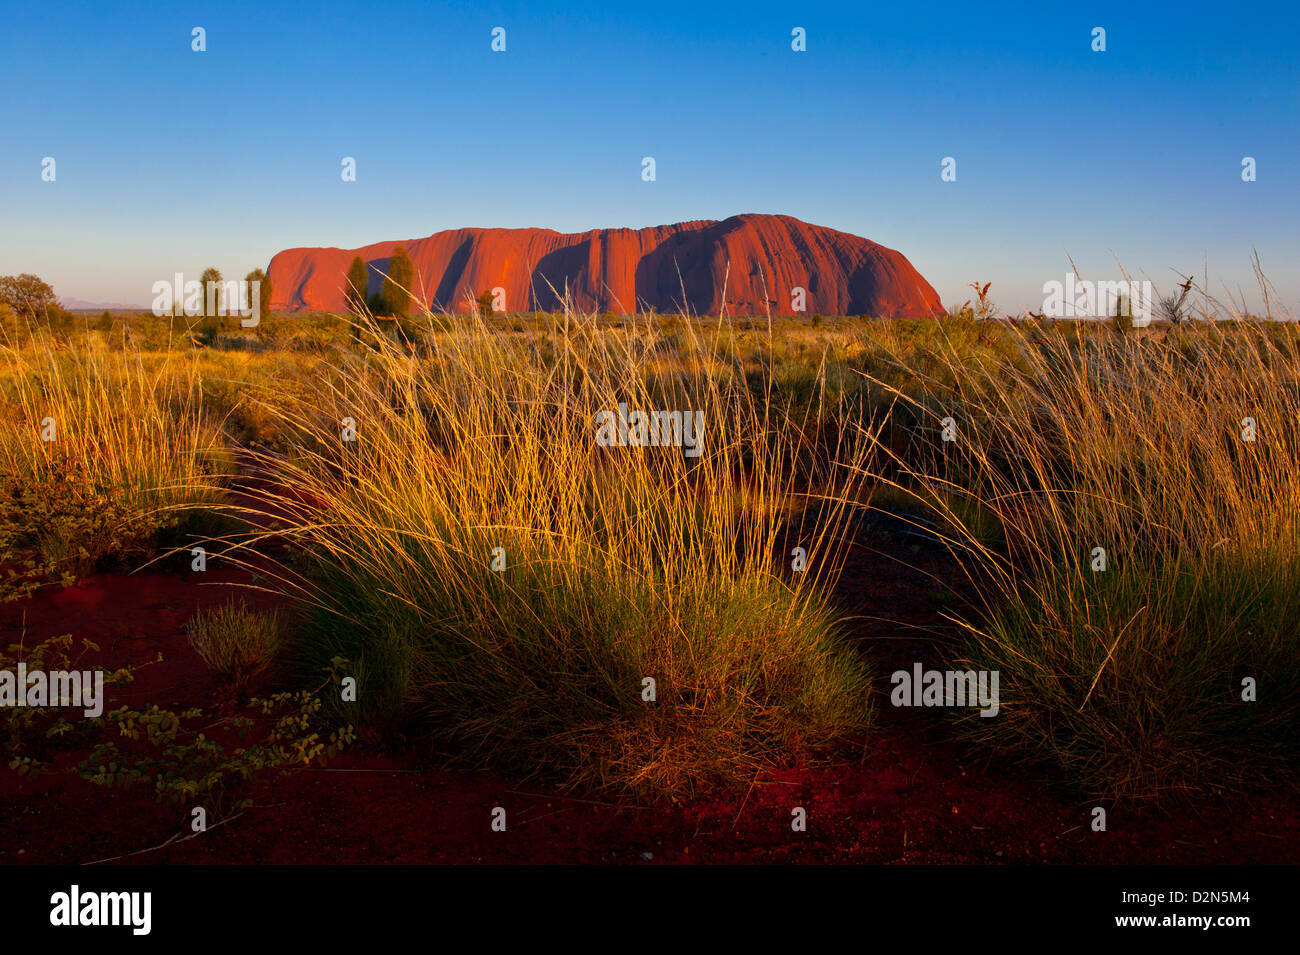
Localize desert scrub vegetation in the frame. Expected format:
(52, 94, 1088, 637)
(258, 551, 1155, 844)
(186, 600, 285, 694)
(0, 332, 232, 596)
(3, 633, 353, 811)
(225, 308, 879, 797)
(863, 319, 1300, 801)
(8, 299, 1294, 803)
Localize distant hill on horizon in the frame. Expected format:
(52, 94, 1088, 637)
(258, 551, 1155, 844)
(61, 297, 150, 312)
(267, 213, 944, 318)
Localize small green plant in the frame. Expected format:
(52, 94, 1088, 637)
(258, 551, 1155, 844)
(79, 691, 354, 805)
(4, 634, 353, 810)
(3, 634, 138, 765)
(186, 600, 284, 693)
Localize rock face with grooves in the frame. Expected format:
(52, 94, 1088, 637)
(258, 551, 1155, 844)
(267, 213, 942, 317)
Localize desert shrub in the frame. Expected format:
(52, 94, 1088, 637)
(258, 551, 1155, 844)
(0, 335, 230, 592)
(190, 314, 224, 346)
(0, 465, 151, 600)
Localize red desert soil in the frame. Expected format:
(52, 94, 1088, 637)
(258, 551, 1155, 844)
(266, 213, 944, 319)
(1, 526, 1295, 865)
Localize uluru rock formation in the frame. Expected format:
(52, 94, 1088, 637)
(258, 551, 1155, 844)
(267, 214, 943, 318)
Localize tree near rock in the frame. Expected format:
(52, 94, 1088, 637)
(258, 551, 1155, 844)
(345, 256, 369, 314)
(245, 269, 272, 324)
(381, 246, 414, 318)
(199, 267, 223, 317)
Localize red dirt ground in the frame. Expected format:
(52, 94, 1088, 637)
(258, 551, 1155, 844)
(2, 524, 1296, 865)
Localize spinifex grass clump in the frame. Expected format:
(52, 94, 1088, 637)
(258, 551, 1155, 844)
(0, 332, 228, 594)
(865, 320, 1300, 800)
(237, 307, 876, 797)
(187, 600, 285, 694)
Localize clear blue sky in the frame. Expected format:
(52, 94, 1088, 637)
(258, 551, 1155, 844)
(2, 0, 1296, 313)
